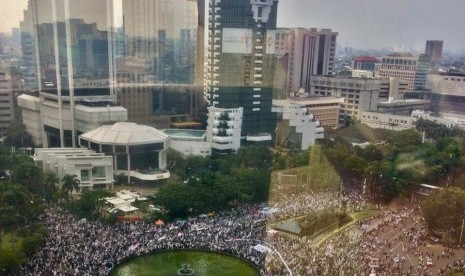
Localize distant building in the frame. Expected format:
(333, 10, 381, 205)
(361, 111, 415, 131)
(352, 69, 375, 78)
(425, 40, 443, 65)
(352, 56, 378, 71)
(379, 77, 408, 101)
(361, 110, 463, 131)
(376, 54, 418, 92)
(34, 148, 114, 192)
(310, 76, 380, 124)
(285, 94, 343, 128)
(121, 0, 198, 84)
(0, 65, 15, 135)
(414, 54, 431, 91)
(426, 72, 465, 96)
(19, 0, 128, 147)
(377, 99, 431, 115)
(272, 100, 324, 150)
(276, 27, 337, 95)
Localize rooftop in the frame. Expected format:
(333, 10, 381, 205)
(80, 122, 168, 145)
(163, 129, 206, 138)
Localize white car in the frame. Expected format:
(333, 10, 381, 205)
(426, 257, 433, 267)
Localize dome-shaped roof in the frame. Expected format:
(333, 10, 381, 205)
(80, 122, 168, 145)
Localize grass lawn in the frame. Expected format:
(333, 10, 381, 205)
(449, 272, 465, 276)
(0, 232, 24, 252)
(326, 123, 396, 143)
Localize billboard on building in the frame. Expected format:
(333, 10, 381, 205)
(266, 30, 276, 54)
(222, 28, 253, 54)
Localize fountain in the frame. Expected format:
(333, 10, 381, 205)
(177, 263, 195, 276)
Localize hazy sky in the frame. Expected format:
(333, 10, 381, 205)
(1, 0, 464, 52)
(277, 0, 465, 52)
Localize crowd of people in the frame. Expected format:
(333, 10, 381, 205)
(19, 191, 465, 276)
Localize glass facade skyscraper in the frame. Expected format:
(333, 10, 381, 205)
(206, 0, 279, 142)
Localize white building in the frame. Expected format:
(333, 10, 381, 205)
(18, 93, 128, 147)
(163, 129, 211, 157)
(34, 148, 114, 192)
(375, 54, 418, 92)
(79, 122, 170, 182)
(361, 111, 415, 131)
(310, 76, 381, 124)
(361, 110, 464, 131)
(276, 28, 337, 95)
(272, 100, 324, 150)
(426, 73, 465, 96)
(206, 107, 243, 154)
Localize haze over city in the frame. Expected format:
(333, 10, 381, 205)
(2, 0, 465, 52)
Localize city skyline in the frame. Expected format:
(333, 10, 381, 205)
(2, 0, 465, 52)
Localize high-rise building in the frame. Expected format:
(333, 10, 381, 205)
(375, 54, 418, 92)
(18, 0, 128, 147)
(121, 0, 198, 84)
(205, 0, 279, 152)
(0, 63, 15, 135)
(310, 76, 381, 125)
(414, 54, 431, 91)
(275, 28, 337, 96)
(425, 40, 443, 65)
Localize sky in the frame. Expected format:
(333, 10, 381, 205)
(1, 0, 464, 52)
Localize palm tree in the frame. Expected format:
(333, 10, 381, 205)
(43, 171, 59, 202)
(61, 174, 80, 201)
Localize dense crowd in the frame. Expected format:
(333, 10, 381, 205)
(19, 191, 465, 276)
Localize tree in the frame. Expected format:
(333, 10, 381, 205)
(3, 122, 33, 148)
(42, 171, 59, 202)
(72, 190, 114, 220)
(389, 130, 422, 149)
(421, 188, 465, 243)
(61, 174, 80, 199)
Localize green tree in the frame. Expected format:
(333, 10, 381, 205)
(42, 171, 59, 202)
(3, 122, 33, 148)
(72, 189, 114, 220)
(61, 174, 80, 200)
(421, 188, 465, 243)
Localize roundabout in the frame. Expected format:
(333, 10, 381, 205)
(110, 250, 261, 276)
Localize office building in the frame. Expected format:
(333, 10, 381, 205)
(285, 93, 343, 128)
(276, 28, 337, 95)
(426, 72, 465, 96)
(414, 54, 431, 91)
(272, 101, 324, 150)
(0, 64, 15, 135)
(120, 0, 198, 84)
(18, 0, 128, 148)
(205, 0, 279, 145)
(379, 77, 409, 101)
(34, 148, 114, 192)
(425, 40, 443, 65)
(352, 56, 378, 71)
(377, 99, 431, 115)
(375, 54, 418, 92)
(310, 76, 381, 124)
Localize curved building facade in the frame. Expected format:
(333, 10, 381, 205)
(79, 122, 170, 182)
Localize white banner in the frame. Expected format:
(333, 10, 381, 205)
(222, 28, 253, 54)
